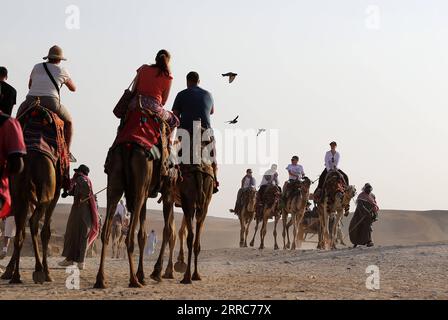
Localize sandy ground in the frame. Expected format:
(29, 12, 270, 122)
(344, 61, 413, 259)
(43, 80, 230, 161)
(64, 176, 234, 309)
(0, 242, 447, 300)
(1, 206, 448, 300)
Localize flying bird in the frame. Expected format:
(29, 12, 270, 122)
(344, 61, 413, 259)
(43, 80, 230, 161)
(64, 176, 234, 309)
(222, 72, 238, 84)
(257, 129, 267, 137)
(226, 116, 239, 124)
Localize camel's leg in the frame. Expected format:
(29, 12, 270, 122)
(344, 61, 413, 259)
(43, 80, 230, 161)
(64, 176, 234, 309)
(295, 212, 306, 249)
(291, 212, 298, 250)
(331, 211, 344, 250)
(111, 226, 117, 259)
(180, 206, 195, 284)
(239, 210, 246, 248)
(259, 208, 269, 250)
(282, 210, 288, 249)
(192, 177, 213, 281)
(322, 202, 331, 250)
(285, 216, 293, 249)
(5, 203, 28, 284)
(126, 195, 145, 288)
(94, 181, 123, 289)
(273, 214, 280, 250)
(163, 207, 176, 279)
(250, 218, 260, 247)
(317, 204, 325, 250)
(136, 201, 148, 285)
(41, 194, 59, 282)
(29, 203, 47, 284)
(151, 198, 174, 281)
(175, 216, 187, 273)
(244, 214, 253, 247)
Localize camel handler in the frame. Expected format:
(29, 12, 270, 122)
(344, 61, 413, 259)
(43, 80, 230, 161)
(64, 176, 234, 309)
(16, 46, 76, 162)
(172, 71, 219, 193)
(230, 169, 256, 215)
(0, 111, 26, 260)
(316, 141, 350, 213)
(59, 165, 99, 270)
(349, 183, 379, 248)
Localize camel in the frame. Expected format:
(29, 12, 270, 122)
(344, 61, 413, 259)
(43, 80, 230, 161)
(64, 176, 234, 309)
(256, 184, 282, 250)
(280, 177, 311, 250)
(316, 170, 356, 250)
(236, 188, 257, 248)
(94, 142, 163, 288)
(1, 151, 60, 284)
(1, 105, 68, 284)
(150, 172, 181, 281)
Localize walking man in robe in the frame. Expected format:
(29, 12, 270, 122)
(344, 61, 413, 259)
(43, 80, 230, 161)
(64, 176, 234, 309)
(59, 165, 99, 270)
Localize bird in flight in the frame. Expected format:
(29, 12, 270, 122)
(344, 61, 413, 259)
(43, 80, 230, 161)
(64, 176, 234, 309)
(257, 129, 266, 137)
(226, 116, 239, 124)
(222, 72, 238, 84)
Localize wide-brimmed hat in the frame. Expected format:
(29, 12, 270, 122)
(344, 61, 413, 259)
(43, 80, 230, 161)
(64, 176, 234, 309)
(74, 164, 90, 176)
(43, 45, 67, 61)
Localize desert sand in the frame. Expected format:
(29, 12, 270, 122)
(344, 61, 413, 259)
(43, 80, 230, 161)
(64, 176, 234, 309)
(1, 205, 447, 300)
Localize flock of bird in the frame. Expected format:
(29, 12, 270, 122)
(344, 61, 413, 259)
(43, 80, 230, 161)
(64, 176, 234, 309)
(221, 72, 266, 137)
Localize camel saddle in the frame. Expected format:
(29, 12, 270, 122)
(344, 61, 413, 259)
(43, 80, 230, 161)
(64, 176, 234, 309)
(20, 104, 70, 183)
(255, 184, 281, 221)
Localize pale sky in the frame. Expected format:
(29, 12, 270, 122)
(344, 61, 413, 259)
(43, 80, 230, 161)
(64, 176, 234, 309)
(2, 0, 447, 217)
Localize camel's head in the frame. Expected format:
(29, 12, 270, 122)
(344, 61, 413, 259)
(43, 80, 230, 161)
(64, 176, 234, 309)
(343, 185, 357, 204)
(246, 187, 257, 212)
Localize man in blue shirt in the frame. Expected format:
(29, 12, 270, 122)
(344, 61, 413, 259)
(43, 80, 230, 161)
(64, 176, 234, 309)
(172, 72, 219, 192)
(172, 71, 214, 132)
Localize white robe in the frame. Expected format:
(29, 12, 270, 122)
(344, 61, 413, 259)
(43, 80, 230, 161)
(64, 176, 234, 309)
(145, 232, 157, 256)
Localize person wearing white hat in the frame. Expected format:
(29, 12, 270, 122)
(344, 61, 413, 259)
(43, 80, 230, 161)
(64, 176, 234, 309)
(17, 45, 77, 155)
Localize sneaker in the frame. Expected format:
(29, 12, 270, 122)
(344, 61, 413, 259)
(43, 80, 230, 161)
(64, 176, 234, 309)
(77, 262, 85, 270)
(58, 259, 74, 267)
(366, 242, 374, 247)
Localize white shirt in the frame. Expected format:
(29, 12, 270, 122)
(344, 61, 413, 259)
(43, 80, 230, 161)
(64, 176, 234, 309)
(325, 151, 340, 171)
(260, 171, 279, 186)
(28, 63, 71, 98)
(242, 176, 256, 188)
(286, 164, 305, 180)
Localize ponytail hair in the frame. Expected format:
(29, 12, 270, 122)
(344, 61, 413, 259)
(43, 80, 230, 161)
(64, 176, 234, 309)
(153, 49, 171, 77)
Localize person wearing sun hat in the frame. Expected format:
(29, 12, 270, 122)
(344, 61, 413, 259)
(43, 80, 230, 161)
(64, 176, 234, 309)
(16, 45, 77, 157)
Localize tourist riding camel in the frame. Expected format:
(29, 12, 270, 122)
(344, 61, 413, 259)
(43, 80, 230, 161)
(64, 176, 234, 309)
(172, 71, 219, 192)
(95, 50, 179, 289)
(230, 169, 256, 216)
(16, 45, 76, 164)
(316, 141, 350, 214)
(0, 67, 17, 116)
(349, 183, 379, 248)
(282, 156, 305, 205)
(316, 169, 356, 250)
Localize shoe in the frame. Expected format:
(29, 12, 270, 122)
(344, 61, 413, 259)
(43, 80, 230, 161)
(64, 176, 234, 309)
(77, 262, 85, 270)
(58, 259, 74, 267)
(366, 242, 374, 247)
(69, 153, 77, 163)
(0, 251, 6, 260)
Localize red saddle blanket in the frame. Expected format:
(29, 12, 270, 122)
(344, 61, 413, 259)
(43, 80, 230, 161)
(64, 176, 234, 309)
(22, 108, 70, 178)
(113, 109, 161, 151)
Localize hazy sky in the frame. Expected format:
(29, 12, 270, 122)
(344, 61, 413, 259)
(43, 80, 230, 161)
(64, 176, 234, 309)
(2, 0, 447, 217)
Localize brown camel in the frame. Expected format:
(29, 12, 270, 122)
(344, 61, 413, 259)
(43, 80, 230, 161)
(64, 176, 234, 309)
(281, 177, 311, 250)
(176, 164, 214, 284)
(257, 184, 281, 250)
(316, 170, 356, 250)
(94, 143, 162, 288)
(150, 172, 181, 281)
(236, 188, 257, 248)
(1, 151, 61, 284)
